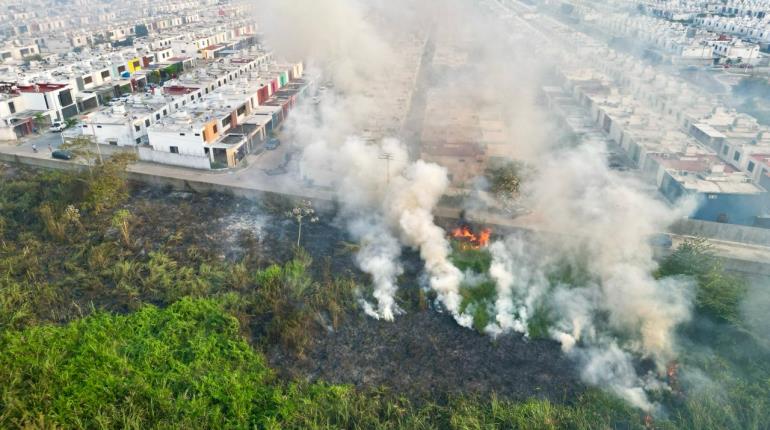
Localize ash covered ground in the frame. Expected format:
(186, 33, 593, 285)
(127, 186, 583, 404)
(271, 312, 582, 403)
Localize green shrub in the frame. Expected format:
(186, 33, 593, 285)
(0, 298, 282, 429)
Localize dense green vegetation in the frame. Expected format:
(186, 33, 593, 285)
(0, 161, 768, 428)
(1, 296, 649, 429)
(658, 239, 770, 430)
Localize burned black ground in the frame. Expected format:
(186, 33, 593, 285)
(124, 185, 583, 404)
(270, 310, 583, 403)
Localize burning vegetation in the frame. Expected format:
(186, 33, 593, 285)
(450, 224, 492, 250)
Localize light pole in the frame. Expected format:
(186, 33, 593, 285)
(379, 152, 393, 185)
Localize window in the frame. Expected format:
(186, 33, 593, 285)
(58, 89, 73, 107)
(8, 102, 15, 114)
(734, 151, 741, 162)
(722, 145, 729, 155)
(101, 70, 110, 79)
(156, 113, 160, 120)
(163, 109, 167, 116)
(135, 137, 141, 144)
(134, 124, 141, 132)
(97, 125, 102, 128)
(84, 76, 93, 84)
(144, 119, 150, 127)
(212, 124, 218, 133)
(170, 146, 179, 154)
(748, 161, 756, 172)
(179, 133, 185, 136)
(194, 133, 200, 136)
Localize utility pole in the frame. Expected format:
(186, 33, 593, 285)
(379, 152, 393, 185)
(90, 121, 104, 164)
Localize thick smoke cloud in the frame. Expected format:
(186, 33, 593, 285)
(302, 136, 472, 325)
(250, 0, 699, 412)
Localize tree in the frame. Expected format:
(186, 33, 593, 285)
(286, 200, 318, 247)
(658, 238, 748, 323)
(84, 152, 138, 214)
(33, 113, 48, 131)
(147, 70, 162, 85)
(484, 161, 530, 200)
(61, 136, 98, 174)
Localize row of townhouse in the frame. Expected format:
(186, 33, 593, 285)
(0, 12, 263, 141)
(0, 46, 165, 140)
(637, 0, 770, 20)
(552, 12, 769, 221)
(77, 49, 272, 147)
(68, 47, 308, 170)
(558, 70, 769, 226)
(694, 15, 770, 46)
(602, 13, 762, 63)
(617, 31, 770, 219)
(1, 0, 228, 54)
(715, 0, 770, 18)
(525, 0, 770, 226)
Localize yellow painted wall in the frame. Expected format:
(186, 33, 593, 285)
(127, 58, 142, 73)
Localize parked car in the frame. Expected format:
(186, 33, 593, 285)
(50, 121, 66, 132)
(51, 149, 74, 160)
(265, 138, 281, 150)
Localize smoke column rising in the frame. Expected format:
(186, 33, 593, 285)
(250, 0, 699, 412)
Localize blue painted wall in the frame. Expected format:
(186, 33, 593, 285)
(660, 172, 770, 226)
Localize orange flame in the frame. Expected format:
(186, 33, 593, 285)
(451, 225, 492, 249)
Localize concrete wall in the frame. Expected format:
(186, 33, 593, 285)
(137, 146, 210, 170)
(669, 218, 770, 246)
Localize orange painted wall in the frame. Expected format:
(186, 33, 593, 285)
(202, 120, 219, 143)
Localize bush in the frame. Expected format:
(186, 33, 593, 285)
(0, 299, 282, 429)
(658, 238, 747, 323)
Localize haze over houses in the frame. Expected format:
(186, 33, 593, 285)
(532, 0, 770, 227)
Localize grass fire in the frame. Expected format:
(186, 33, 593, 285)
(451, 225, 492, 250)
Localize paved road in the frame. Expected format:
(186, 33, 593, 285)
(1, 130, 64, 154)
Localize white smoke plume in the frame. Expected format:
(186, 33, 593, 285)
(251, 0, 699, 412)
(301, 136, 471, 325)
(349, 216, 403, 321)
(486, 236, 550, 336)
(481, 141, 697, 410)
